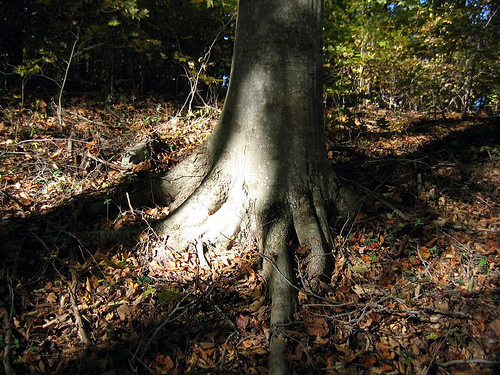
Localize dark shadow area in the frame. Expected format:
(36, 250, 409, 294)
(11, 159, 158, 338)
(334, 116, 499, 198)
(0, 170, 265, 373)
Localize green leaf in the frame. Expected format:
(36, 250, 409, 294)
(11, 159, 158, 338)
(158, 288, 181, 303)
(108, 19, 120, 27)
(142, 285, 156, 296)
(426, 333, 439, 340)
(352, 264, 370, 273)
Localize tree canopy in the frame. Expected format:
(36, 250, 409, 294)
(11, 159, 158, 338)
(1, 0, 498, 115)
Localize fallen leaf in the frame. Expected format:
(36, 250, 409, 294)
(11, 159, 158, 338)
(352, 263, 370, 273)
(116, 304, 134, 320)
(359, 317, 373, 329)
(418, 246, 431, 260)
(237, 314, 249, 331)
(248, 296, 265, 312)
(306, 317, 329, 337)
(298, 290, 308, 304)
(361, 355, 377, 366)
(490, 319, 500, 336)
(295, 245, 309, 255)
(371, 363, 394, 373)
(46, 292, 57, 303)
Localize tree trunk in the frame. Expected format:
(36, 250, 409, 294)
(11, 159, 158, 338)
(461, 48, 478, 119)
(150, 0, 359, 373)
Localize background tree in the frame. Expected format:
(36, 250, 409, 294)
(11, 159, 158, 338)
(322, 0, 500, 114)
(2, 0, 498, 115)
(0, 0, 236, 106)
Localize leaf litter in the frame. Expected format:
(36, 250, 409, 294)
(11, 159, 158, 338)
(1, 100, 499, 374)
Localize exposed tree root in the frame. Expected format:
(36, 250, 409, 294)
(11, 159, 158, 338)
(261, 213, 295, 375)
(151, 151, 360, 374)
(292, 193, 330, 293)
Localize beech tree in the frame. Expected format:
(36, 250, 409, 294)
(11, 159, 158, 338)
(147, 0, 358, 373)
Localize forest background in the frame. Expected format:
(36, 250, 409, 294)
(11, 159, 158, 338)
(1, 0, 499, 374)
(1, 0, 499, 115)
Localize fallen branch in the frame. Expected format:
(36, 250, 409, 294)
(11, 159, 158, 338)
(68, 250, 92, 348)
(1, 190, 31, 212)
(346, 179, 413, 222)
(135, 290, 196, 359)
(1, 274, 15, 375)
(437, 359, 500, 367)
(1, 304, 14, 375)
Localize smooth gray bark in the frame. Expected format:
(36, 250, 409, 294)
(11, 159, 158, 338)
(152, 1, 359, 373)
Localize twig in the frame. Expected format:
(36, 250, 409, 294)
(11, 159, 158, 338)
(1, 190, 31, 211)
(135, 290, 196, 359)
(425, 335, 447, 375)
(16, 137, 87, 145)
(348, 180, 413, 221)
(1, 304, 14, 375)
(419, 306, 471, 319)
(178, 14, 236, 114)
(437, 359, 500, 367)
(57, 28, 80, 128)
(1, 272, 15, 375)
(125, 192, 135, 214)
(85, 152, 123, 171)
(68, 250, 92, 348)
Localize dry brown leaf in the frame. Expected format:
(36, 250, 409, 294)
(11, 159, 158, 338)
(295, 245, 309, 255)
(361, 355, 377, 366)
(116, 304, 134, 320)
(298, 290, 308, 304)
(418, 246, 431, 260)
(306, 317, 329, 337)
(359, 317, 373, 329)
(371, 363, 394, 373)
(490, 319, 500, 336)
(248, 296, 265, 312)
(46, 292, 57, 303)
(237, 314, 250, 331)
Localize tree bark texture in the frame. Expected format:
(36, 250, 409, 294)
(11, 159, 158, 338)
(150, 0, 359, 373)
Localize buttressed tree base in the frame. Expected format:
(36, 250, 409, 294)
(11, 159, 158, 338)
(150, 1, 359, 373)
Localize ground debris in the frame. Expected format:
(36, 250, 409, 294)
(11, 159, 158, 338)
(1, 102, 499, 374)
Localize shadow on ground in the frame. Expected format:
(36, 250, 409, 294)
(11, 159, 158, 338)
(1, 115, 499, 374)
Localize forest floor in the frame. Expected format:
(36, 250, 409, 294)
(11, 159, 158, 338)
(0, 98, 499, 374)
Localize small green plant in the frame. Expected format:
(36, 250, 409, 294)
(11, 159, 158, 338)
(142, 285, 156, 297)
(426, 333, 440, 340)
(99, 279, 111, 287)
(398, 350, 414, 365)
(479, 258, 489, 274)
(11, 338, 21, 350)
(137, 276, 152, 285)
(28, 341, 39, 352)
(106, 323, 115, 339)
(413, 218, 423, 227)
